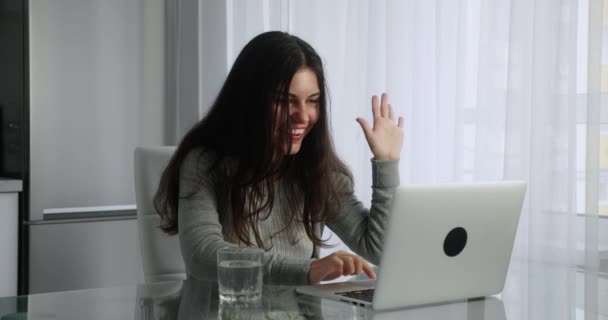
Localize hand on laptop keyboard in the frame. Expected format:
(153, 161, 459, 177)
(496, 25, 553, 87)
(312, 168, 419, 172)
(308, 251, 376, 284)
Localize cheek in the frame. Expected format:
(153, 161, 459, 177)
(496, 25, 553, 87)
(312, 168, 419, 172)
(309, 109, 319, 126)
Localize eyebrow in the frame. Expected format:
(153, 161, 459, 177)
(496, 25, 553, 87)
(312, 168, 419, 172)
(289, 92, 321, 98)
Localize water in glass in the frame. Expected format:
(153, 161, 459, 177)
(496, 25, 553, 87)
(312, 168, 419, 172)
(218, 259, 262, 302)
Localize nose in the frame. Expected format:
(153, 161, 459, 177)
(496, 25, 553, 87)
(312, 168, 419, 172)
(290, 103, 309, 123)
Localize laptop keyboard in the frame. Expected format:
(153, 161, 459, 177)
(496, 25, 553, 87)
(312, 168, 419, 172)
(335, 288, 375, 302)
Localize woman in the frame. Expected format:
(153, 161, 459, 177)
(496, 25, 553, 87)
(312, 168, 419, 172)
(154, 31, 404, 285)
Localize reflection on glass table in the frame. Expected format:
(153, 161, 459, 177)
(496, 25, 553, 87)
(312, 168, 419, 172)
(0, 261, 605, 320)
(177, 275, 509, 320)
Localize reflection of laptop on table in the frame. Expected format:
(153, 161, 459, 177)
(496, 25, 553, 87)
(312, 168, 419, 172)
(372, 296, 507, 320)
(296, 181, 527, 311)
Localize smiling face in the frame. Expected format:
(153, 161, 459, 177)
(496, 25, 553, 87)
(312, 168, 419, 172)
(278, 67, 320, 155)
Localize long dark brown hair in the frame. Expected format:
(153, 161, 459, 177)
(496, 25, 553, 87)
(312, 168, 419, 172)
(154, 31, 352, 248)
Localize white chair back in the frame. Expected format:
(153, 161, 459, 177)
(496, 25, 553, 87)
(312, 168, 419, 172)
(134, 146, 186, 283)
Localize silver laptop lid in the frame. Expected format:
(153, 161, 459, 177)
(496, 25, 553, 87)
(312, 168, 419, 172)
(373, 181, 526, 310)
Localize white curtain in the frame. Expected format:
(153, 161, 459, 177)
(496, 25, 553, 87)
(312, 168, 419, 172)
(222, 0, 607, 270)
(176, 0, 608, 314)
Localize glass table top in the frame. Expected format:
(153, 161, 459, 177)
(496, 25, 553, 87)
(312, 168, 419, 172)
(0, 260, 606, 320)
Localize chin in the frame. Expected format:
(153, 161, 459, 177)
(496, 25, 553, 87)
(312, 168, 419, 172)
(289, 145, 302, 155)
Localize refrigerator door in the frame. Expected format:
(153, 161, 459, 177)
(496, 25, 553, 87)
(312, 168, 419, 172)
(28, 0, 165, 293)
(28, 0, 165, 222)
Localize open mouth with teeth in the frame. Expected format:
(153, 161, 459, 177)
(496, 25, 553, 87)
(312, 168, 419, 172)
(291, 128, 306, 140)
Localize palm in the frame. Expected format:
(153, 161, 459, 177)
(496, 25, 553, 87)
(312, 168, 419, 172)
(356, 93, 404, 161)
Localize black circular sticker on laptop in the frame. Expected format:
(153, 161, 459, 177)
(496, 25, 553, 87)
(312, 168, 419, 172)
(443, 227, 467, 257)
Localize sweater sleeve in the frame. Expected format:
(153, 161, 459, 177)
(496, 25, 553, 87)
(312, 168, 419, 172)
(325, 159, 400, 265)
(177, 149, 314, 285)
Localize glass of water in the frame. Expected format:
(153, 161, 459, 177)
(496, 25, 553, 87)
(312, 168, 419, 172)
(217, 247, 263, 302)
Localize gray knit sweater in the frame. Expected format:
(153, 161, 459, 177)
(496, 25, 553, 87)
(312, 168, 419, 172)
(177, 148, 399, 285)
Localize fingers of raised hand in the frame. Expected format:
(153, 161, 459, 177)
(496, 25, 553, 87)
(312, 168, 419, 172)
(356, 117, 372, 138)
(398, 116, 405, 129)
(372, 95, 381, 120)
(371, 93, 398, 123)
(380, 93, 389, 118)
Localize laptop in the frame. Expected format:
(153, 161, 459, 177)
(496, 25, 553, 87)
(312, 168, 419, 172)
(296, 181, 527, 311)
